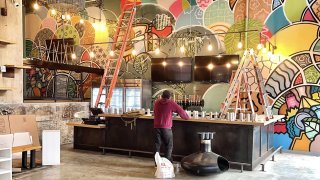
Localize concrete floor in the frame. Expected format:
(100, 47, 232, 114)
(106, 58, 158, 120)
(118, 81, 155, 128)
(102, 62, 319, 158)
(13, 145, 320, 180)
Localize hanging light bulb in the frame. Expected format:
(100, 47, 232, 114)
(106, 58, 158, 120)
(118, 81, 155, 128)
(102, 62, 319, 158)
(89, 52, 95, 58)
(237, 33, 243, 49)
(262, 47, 267, 54)
(257, 43, 263, 50)
(109, 50, 115, 57)
(155, 47, 160, 54)
(33, 2, 39, 10)
(180, 46, 185, 53)
(80, 19, 84, 24)
(61, 14, 65, 20)
(207, 63, 214, 70)
(92, 22, 98, 29)
(178, 61, 184, 67)
(162, 61, 167, 66)
(71, 53, 76, 59)
(99, 22, 106, 32)
(132, 49, 137, 56)
(207, 43, 213, 51)
(226, 63, 231, 68)
(249, 49, 254, 55)
(237, 41, 243, 49)
(51, 9, 56, 15)
(66, 14, 71, 20)
(270, 54, 276, 62)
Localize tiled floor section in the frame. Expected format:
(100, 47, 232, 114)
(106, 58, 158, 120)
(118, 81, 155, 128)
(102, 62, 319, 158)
(13, 145, 320, 180)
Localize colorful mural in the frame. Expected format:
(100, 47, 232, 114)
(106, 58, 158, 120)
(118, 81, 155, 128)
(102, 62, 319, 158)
(25, 0, 320, 153)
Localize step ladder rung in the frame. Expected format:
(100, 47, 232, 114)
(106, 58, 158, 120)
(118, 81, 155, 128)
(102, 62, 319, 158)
(118, 26, 129, 29)
(123, 10, 133, 14)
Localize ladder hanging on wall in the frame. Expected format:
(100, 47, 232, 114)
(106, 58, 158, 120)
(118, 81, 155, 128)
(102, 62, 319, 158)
(94, 0, 137, 108)
(219, 49, 273, 120)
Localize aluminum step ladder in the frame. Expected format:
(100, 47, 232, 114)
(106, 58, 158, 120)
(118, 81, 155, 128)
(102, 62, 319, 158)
(219, 49, 273, 120)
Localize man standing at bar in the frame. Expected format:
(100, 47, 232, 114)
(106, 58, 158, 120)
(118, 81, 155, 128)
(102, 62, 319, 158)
(153, 90, 190, 162)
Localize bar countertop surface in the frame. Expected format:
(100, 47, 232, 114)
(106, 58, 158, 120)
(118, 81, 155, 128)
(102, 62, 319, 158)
(66, 122, 106, 128)
(98, 114, 284, 126)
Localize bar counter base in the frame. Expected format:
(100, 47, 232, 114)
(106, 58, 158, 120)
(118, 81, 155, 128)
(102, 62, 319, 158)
(67, 115, 283, 171)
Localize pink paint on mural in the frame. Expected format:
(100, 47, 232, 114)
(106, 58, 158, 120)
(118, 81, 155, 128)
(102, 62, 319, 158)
(303, 8, 316, 22)
(41, 17, 57, 32)
(169, 0, 184, 18)
(310, 135, 320, 152)
(196, 0, 214, 10)
(285, 93, 299, 109)
(260, 25, 272, 43)
(234, 0, 272, 23)
(294, 74, 303, 85)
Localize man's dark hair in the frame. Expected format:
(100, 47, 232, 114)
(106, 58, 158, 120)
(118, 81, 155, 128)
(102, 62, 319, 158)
(161, 90, 171, 99)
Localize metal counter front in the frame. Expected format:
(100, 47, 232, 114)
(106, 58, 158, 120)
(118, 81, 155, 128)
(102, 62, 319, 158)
(67, 115, 283, 170)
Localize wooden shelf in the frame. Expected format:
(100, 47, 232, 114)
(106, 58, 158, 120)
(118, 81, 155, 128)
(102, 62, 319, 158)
(0, 169, 10, 175)
(0, 39, 15, 45)
(0, 157, 11, 162)
(24, 59, 104, 75)
(0, 87, 13, 91)
(4, 65, 32, 69)
(0, 65, 31, 78)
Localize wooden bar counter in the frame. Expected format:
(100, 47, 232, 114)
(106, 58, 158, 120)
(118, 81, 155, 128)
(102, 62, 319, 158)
(67, 115, 283, 170)
(66, 122, 106, 151)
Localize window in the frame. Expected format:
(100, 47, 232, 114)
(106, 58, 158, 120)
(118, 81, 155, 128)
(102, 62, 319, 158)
(125, 88, 141, 110)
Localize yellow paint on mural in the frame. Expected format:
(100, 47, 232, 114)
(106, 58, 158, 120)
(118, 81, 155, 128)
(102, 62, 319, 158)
(182, 0, 191, 10)
(312, 92, 320, 100)
(70, 16, 81, 26)
(299, 97, 320, 109)
(291, 132, 311, 151)
(269, 24, 319, 57)
(94, 26, 109, 49)
(286, 108, 298, 120)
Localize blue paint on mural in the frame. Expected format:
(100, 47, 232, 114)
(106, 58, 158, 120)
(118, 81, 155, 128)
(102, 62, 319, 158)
(274, 133, 292, 150)
(265, 6, 290, 35)
(175, 6, 204, 30)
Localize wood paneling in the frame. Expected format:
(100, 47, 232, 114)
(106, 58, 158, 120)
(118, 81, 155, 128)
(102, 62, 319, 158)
(0, 0, 23, 103)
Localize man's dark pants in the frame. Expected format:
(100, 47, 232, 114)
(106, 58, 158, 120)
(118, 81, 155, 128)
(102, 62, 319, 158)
(154, 128, 173, 162)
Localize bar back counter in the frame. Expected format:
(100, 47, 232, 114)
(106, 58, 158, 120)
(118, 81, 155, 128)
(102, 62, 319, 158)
(67, 115, 283, 171)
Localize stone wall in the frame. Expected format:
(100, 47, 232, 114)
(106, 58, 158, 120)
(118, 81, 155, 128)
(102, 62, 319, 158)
(0, 102, 89, 144)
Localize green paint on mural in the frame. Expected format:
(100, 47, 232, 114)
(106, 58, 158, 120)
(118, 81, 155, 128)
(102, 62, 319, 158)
(189, 0, 197, 6)
(303, 117, 320, 141)
(25, 40, 33, 57)
(304, 66, 320, 83)
(204, 0, 234, 26)
(142, 0, 157, 3)
(314, 39, 320, 52)
(224, 19, 263, 54)
(203, 83, 229, 112)
(283, 0, 307, 22)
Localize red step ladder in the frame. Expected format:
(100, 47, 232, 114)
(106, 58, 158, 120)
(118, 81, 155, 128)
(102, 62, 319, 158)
(94, 0, 137, 108)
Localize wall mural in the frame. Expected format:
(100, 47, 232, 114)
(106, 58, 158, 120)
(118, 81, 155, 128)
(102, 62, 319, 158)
(25, 0, 320, 152)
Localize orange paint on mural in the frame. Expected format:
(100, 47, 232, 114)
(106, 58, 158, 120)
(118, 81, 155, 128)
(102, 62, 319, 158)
(291, 132, 311, 151)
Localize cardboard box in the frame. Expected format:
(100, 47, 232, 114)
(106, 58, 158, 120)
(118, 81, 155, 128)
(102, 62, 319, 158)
(0, 115, 10, 134)
(9, 115, 40, 146)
